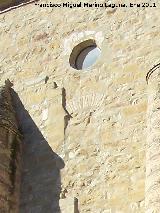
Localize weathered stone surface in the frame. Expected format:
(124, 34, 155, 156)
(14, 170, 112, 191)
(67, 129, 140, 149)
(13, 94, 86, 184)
(145, 66, 160, 213)
(60, 197, 79, 213)
(1, 0, 160, 212)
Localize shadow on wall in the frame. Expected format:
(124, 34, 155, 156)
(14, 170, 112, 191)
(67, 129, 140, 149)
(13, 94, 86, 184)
(11, 89, 65, 213)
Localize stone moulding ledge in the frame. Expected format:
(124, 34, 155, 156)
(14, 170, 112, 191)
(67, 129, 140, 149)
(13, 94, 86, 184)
(146, 63, 160, 84)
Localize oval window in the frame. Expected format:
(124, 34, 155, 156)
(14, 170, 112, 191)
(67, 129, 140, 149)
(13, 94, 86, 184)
(69, 40, 101, 70)
(76, 46, 101, 70)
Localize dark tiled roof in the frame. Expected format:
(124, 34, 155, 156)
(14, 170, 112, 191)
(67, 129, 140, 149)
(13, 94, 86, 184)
(0, 0, 38, 12)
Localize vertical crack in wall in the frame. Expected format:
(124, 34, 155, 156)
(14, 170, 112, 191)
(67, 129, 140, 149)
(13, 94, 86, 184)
(0, 80, 22, 213)
(74, 197, 79, 213)
(62, 87, 72, 135)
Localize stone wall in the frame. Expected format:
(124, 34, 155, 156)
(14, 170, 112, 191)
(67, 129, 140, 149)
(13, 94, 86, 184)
(145, 65, 160, 213)
(0, 0, 160, 212)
